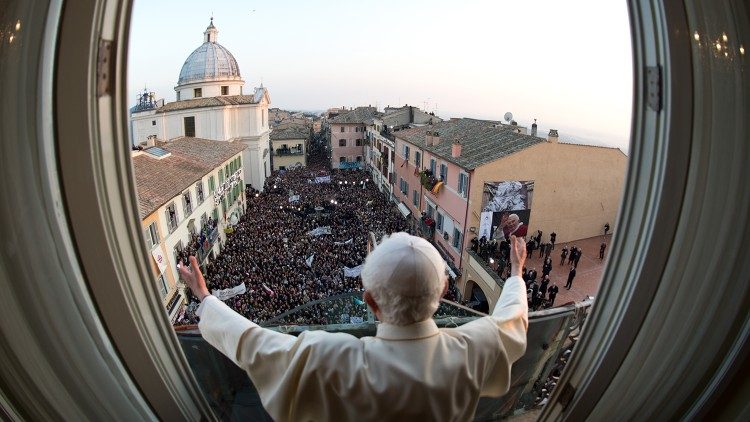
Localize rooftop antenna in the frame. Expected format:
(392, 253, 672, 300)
(504, 112, 514, 123)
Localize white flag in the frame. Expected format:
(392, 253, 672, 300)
(334, 238, 353, 245)
(343, 264, 364, 278)
(305, 254, 314, 267)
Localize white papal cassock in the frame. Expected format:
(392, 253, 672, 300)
(197, 276, 528, 421)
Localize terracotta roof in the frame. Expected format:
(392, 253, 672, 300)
(329, 106, 382, 124)
(133, 137, 246, 219)
(393, 119, 546, 169)
(270, 124, 310, 140)
(155, 94, 261, 113)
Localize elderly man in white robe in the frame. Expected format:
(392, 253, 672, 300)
(180, 232, 528, 421)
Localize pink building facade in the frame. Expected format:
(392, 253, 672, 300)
(328, 107, 380, 169)
(393, 135, 470, 270)
(330, 123, 367, 168)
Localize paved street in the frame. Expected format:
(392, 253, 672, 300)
(523, 234, 613, 307)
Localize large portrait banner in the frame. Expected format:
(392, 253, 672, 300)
(478, 180, 534, 242)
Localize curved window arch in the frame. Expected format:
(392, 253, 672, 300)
(0, 0, 748, 420)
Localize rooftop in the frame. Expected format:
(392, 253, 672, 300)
(393, 118, 547, 169)
(155, 88, 268, 113)
(133, 137, 246, 219)
(270, 124, 310, 140)
(329, 106, 382, 124)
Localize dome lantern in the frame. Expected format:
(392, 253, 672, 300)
(204, 17, 218, 43)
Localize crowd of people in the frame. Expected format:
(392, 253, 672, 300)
(176, 141, 413, 326)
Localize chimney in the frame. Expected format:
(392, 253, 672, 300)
(146, 135, 157, 147)
(452, 141, 462, 158)
(433, 131, 441, 146)
(531, 118, 538, 137)
(425, 131, 433, 146)
(548, 129, 559, 143)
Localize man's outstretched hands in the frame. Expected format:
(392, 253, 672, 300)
(179, 256, 210, 302)
(509, 235, 527, 278)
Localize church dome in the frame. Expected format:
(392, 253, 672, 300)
(177, 19, 242, 86)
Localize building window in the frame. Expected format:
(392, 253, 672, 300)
(402, 144, 410, 161)
(339, 157, 346, 163)
(356, 139, 362, 146)
(340, 127, 345, 133)
(165, 203, 179, 233)
(436, 212, 444, 232)
(151, 120, 156, 126)
(176, 92, 181, 101)
(412, 189, 419, 207)
(399, 178, 409, 196)
(221, 86, 228, 95)
(430, 158, 437, 175)
(193, 88, 202, 98)
(182, 191, 192, 216)
(208, 175, 215, 193)
(415, 151, 421, 168)
(212, 207, 218, 222)
(452, 227, 462, 249)
(196, 181, 204, 204)
(279, 166, 286, 171)
(219, 169, 224, 184)
(356, 156, 362, 162)
(157, 274, 168, 299)
(440, 163, 448, 182)
(426, 203, 435, 219)
(200, 212, 207, 229)
(173, 240, 183, 272)
(458, 172, 469, 197)
(339, 139, 347, 147)
(143, 222, 159, 249)
(183, 116, 195, 137)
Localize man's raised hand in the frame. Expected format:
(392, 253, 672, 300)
(178, 256, 210, 301)
(509, 235, 527, 278)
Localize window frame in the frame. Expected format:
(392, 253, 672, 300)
(339, 139, 347, 147)
(195, 180, 204, 204)
(144, 222, 159, 249)
(193, 87, 202, 98)
(458, 172, 468, 197)
(11, 2, 741, 421)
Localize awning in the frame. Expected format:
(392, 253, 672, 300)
(444, 261, 458, 279)
(397, 202, 411, 218)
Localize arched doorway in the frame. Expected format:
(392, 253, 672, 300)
(464, 280, 490, 314)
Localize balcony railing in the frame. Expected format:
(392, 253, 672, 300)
(174, 297, 593, 420)
(379, 129, 395, 141)
(196, 228, 220, 263)
(419, 169, 445, 194)
(274, 148, 304, 156)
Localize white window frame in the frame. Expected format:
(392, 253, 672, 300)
(182, 191, 192, 216)
(165, 202, 179, 233)
(195, 181, 204, 204)
(144, 222, 159, 249)
(157, 274, 168, 299)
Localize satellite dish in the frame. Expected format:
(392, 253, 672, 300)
(504, 112, 513, 123)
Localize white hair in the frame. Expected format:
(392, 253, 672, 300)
(361, 233, 447, 326)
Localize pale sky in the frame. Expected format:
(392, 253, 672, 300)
(128, 0, 633, 151)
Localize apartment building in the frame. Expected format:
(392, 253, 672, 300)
(133, 137, 247, 322)
(391, 118, 627, 306)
